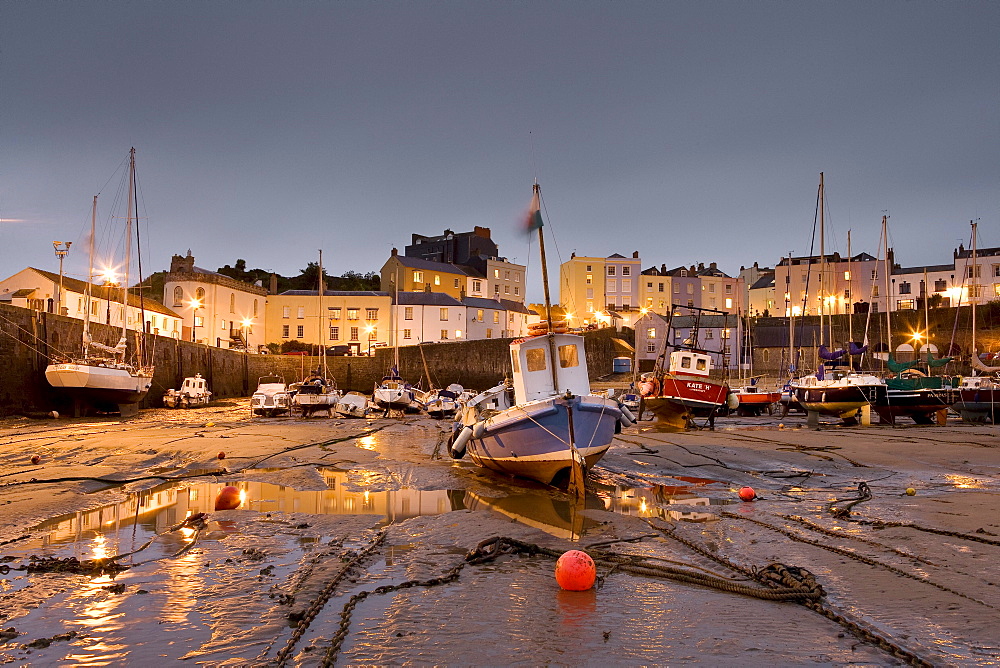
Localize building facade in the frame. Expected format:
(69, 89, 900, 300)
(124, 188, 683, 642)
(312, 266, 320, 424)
(265, 290, 392, 355)
(559, 252, 641, 326)
(163, 252, 268, 350)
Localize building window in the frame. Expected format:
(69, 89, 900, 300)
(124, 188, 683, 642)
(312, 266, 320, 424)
(967, 265, 981, 279)
(673, 283, 679, 294)
(622, 279, 631, 292)
(172, 287, 184, 307)
(899, 282, 911, 295)
(366, 309, 378, 320)
(709, 283, 716, 293)
(347, 309, 359, 320)
(725, 284, 732, 294)
(434, 275, 441, 286)
(413, 270, 423, 283)
(476, 309, 484, 322)
(586, 265, 592, 272)
(297, 306, 305, 319)
(934, 279, 948, 292)
(647, 327, 656, 338)
(514, 287, 519, 296)
(658, 283, 664, 292)
(493, 311, 500, 323)
(368, 328, 377, 341)
(504, 285, 510, 294)
(350, 327, 359, 341)
(404, 306, 413, 320)
(515, 273, 520, 282)
(329, 307, 341, 319)
(607, 279, 617, 293)
(282, 306, 290, 319)
(647, 343, 656, 353)
(196, 287, 206, 301)
(296, 325, 304, 338)
(494, 285, 500, 297)
(440, 307, 448, 321)
(686, 284, 694, 294)
(586, 274, 593, 284)
(486, 328, 493, 338)
(873, 285, 879, 297)
(403, 328, 412, 339)
(622, 266, 630, 276)
(705, 329, 714, 339)
(897, 299, 916, 310)
(454, 278, 459, 288)
(607, 266, 616, 276)
(473, 280, 481, 292)
(680, 270, 687, 277)
(494, 269, 500, 278)
(441, 329, 449, 340)
(725, 298, 733, 309)
(282, 325, 289, 338)
(330, 326, 339, 340)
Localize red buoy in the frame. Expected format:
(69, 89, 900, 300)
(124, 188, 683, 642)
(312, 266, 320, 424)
(30, 454, 41, 465)
(554, 550, 597, 591)
(217, 451, 226, 460)
(215, 485, 242, 511)
(738, 486, 756, 502)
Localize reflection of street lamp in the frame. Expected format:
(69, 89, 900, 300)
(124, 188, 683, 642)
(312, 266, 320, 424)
(53, 241, 72, 314)
(189, 299, 202, 342)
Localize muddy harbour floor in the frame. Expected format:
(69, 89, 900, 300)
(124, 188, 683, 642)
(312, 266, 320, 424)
(1, 399, 999, 666)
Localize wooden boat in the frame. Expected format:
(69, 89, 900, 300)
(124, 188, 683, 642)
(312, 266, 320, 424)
(730, 381, 781, 416)
(448, 183, 633, 490)
(639, 347, 731, 429)
(44, 149, 154, 416)
(163, 374, 212, 408)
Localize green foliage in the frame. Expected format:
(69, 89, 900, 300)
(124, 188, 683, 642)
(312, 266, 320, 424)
(133, 271, 168, 305)
(280, 340, 313, 353)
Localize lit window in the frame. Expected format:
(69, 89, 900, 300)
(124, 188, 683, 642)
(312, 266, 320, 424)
(403, 328, 412, 339)
(494, 269, 500, 278)
(725, 298, 733, 308)
(282, 325, 289, 338)
(282, 306, 290, 319)
(434, 275, 441, 286)
(329, 307, 341, 319)
(440, 308, 448, 321)
(348, 309, 359, 320)
(366, 309, 378, 320)
(404, 307, 413, 320)
(493, 311, 499, 323)
(647, 327, 656, 338)
(413, 271, 423, 283)
(486, 328, 492, 338)
(440, 329, 449, 340)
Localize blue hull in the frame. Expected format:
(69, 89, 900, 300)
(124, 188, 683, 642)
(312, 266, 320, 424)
(466, 394, 621, 485)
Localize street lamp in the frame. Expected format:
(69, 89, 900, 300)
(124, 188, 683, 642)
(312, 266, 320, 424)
(189, 299, 202, 343)
(241, 318, 253, 352)
(364, 324, 375, 356)
(53, 241, 72, 315)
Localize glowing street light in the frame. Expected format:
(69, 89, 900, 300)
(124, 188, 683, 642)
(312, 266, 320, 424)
(189, 299, 203, 343)
(241, 318, 253, 352)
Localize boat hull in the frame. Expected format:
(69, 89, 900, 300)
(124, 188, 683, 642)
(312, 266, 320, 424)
(335, 394, 370, 418)
(955, 388, 1000, 424)
(732, 391, 781, 416)
(874, 388, 957, 425)
(45, 363, 152, 409)
(465, 394, 621, 485)
(640, 375, 729, 430)
(793, 383, 886, 419)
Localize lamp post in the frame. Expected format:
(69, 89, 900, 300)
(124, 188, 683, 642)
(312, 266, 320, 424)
(52, 241, 72, 315)
(364, 324, 375, 356)
(189, 299, 202, 343)
(241, 318, 253, 352)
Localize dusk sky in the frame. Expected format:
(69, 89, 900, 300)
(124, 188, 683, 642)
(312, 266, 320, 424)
(2, 1, 997, 304)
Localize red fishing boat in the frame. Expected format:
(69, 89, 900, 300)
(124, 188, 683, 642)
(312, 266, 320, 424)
(638, 348, 731, 430)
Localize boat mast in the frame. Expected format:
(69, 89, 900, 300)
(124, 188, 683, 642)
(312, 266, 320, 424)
(83, 195, 97, 358)
(115, 148, 136, 360)
(882, 215, 891, 366)
(786, 252, 795, 379)
(533, 182, 561, 393)
(847, 229, 853, 346)
(318, 249, 327, 378)
(818, 172, 825, 350)
(971, 220, 977, 372)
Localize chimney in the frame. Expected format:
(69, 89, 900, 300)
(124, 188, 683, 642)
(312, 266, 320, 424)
(391, 247, 398, 256)
(473, 226, 491, 239)
(697, 262, 704, 271)
(709, 262, 717, 270)
(660, 264, 667, 274)
(269, 273, 278, 295)
(632, 251, 639, 258)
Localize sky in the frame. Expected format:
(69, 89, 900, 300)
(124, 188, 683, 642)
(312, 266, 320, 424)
(2, 1, 997, 304)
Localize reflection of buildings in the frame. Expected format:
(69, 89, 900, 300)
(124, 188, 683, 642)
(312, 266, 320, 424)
(30, 469, 456, 550)
(595, 484, 723, 523)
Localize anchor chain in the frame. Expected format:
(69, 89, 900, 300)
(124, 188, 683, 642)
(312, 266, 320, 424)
(274, 528, 387, 666)
(783, 515, 938, 566)
(828, 481, 872, 518)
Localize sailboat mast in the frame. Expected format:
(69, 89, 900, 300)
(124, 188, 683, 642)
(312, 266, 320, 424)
(318, 249, 327, 375)
(818, 173, 825, 349)
(533, 182, 561, 393)
(120, 147, 135, 353)
(83, 195, 97, 358)
(971, 220, 977, 366)
(847, 229, 853, 345)
(787, 252, 795, 378)
(882, 215, 891, 364)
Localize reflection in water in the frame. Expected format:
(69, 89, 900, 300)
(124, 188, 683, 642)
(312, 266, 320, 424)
(943, 474, 986, 489)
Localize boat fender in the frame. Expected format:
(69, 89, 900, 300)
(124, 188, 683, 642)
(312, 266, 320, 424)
(450, 425, 473, 458)
(472, 421, 486, 439)
(639, 378, 659, 397)
(726, 392, 740, 410)
(618, 404, 636, 427)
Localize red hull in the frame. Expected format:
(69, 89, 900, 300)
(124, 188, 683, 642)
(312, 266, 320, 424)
(639, 374, 729, 429)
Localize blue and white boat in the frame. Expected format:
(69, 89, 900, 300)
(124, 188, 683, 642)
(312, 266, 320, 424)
(448, 183, 634, 487)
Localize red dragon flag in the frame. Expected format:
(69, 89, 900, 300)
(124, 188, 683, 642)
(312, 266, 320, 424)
(524, 186, 543, 234)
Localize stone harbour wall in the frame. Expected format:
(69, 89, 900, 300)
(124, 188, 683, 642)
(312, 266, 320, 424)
(0, 303, 626, 416)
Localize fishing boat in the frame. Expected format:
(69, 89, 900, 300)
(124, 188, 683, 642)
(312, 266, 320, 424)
(730, 379, 781, 416)
(251, 375, 292, 416)
(44, 148, 154, 416)
(334, 391, 371, 418)
(163, 374, 212, 408)
(448, 183, 634, 489)
(290, 251, 342, 417)
(638, 305, 733, 430)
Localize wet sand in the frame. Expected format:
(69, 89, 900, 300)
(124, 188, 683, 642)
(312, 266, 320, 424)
(1, 402, 999, 666)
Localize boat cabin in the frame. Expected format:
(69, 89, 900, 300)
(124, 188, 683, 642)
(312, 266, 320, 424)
(510, 333, 591, 403)
(667, 350, 712, 378)
(181, 374, 208, 395)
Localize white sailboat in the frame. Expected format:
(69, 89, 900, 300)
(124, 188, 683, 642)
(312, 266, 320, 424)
(373, 269, 417, 413)
(45, 148, 154, 415)
(291, 250, 342, 416)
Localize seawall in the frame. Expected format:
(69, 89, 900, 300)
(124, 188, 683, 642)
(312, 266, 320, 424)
(0, 304, 626, 415)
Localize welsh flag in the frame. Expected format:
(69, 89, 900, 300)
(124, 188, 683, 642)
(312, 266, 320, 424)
(524, 188, 543, 233)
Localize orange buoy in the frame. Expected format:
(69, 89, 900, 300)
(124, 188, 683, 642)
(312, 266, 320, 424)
(554, 550, 597, 591)
(30, 454, 41, 465)
(738, 486, 756, 502)
(217, 451, 226, 460)
(215, 485, 242, 511)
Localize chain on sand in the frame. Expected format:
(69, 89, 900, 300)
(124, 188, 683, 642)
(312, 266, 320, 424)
(650, 519, 934, 667)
